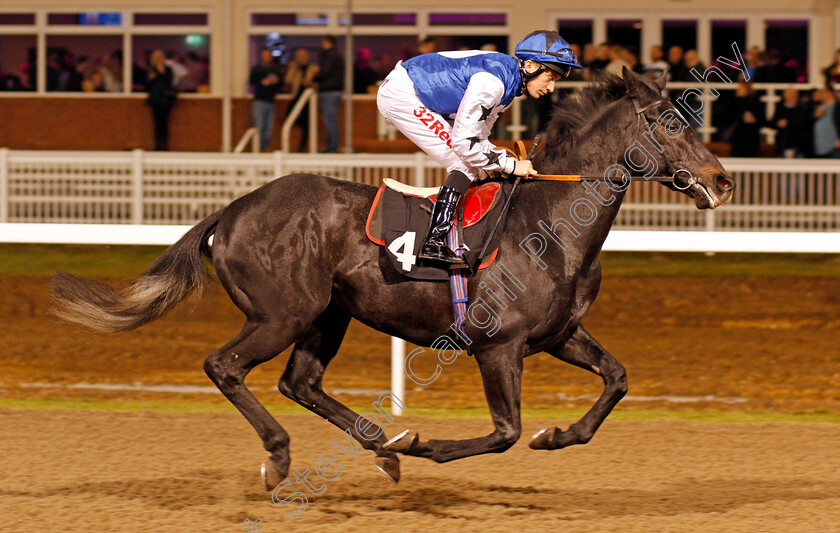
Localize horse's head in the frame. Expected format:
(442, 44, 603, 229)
(620, 66, 735, 209)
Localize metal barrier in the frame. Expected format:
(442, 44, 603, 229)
(233, 127, 260, 154)
(1, 148, 838, 231)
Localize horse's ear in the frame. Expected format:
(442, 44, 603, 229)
(654, 67, 668, 92)
(621, 66, 645, 98)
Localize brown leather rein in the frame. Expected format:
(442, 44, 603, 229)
(504, 116, 679, 184)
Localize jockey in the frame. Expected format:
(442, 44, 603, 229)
(377, 30, 581, 266)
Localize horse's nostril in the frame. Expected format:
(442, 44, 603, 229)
(715, 174, 735, 193)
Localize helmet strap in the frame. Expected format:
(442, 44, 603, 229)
(520, 62, 547, 99)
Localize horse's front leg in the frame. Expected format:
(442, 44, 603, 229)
(529, 325, 627, 450)
(384, 344, 523, 463)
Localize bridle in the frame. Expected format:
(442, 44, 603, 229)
(629, 95, 696, 191)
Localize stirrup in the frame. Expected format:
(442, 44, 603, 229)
(418, 242, 466, 266)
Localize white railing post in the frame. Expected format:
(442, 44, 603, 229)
(309, 91, 318, 154)
(699, 87, 715, 143)
(234, 128, 257, 154)
(0, 148, 8, 223)
(390, 337, 405, 416)
(413, 152, 426, 188)
(761, 87, 781, 146)
(131, 149, 144, 225)
(705, 209, 716, 231)
(274, 150, 285, 178)
(280, 88, 317, 153)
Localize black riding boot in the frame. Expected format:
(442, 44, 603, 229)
(419, 171, 471, 266)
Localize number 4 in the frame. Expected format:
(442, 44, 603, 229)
(388, 231, 417, 271)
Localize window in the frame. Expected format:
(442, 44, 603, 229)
(556, 19, 593, 49)
(0, 9, 212, 94)
(350, 13, 416, 26)
(48, 12, 123, 26)
(132, 34, 210, 93)
(250, 12, 329, 27)
(662, 20, 697, 54)
(428, 13, 506, 26)
(45, 35, 123, 92)
(427, 35, 507, 53)
(711, 19, 746, 62)
(247, 9, 509, 96)
(0, 13, 35, 25)
(134, 13, 208, 26)
(0, 34, 36, 91)
(607, 19, 641, 53)
(764, 19, 808, 82)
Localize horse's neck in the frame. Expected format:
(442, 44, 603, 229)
(536, 103, 635, 229)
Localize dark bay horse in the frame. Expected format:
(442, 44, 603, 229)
(52, 67, 734, 488)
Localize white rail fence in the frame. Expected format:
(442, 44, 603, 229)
(1, 149, 839, 232)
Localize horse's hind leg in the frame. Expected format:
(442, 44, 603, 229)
(203, 319, 301, 489)
(278, 305, 402, 482)
(529, 325, 627, 450)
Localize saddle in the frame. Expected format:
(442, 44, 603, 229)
(366, 178, 513, 281)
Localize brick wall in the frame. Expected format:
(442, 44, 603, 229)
(0, 96, 381, 152)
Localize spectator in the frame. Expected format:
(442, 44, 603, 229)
(752, 50, 795, 83)
(249, 47, 283, 151)
(66, 55, 87, 92)
(683, 49, 705, 76)
(165, 50, 188, 88)
(418, 37, 435, 55)
(354, 48, 376, 94)
(667, 46, 687, 81)
(101, 51, 123, 92)
(729, 81, 765, 157)
(567, 44, 584, 81)
(132, 49, 149, 91)
(822, 48, 840, 90)
(605, 44, 631, 78)
(284, 47, 318, 151)
(1, 62, 26, 91)
(313, 35, 345, 153)
(621, 45, 644, 75)
(589, 42, 610, 72)
(771, 87, 813, 158)
(580, 43, 598, 80)
(745, 46, 761, 80)
(644, 45, 669, 80)
(146, 49, 176, 151)
(179, 52, 203, 92)
(19, 62, 33, 91)
(812, 88, 840, 158)
(47, 52, 68, 91)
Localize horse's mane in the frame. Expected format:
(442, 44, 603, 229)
(542, 73, 628, 159)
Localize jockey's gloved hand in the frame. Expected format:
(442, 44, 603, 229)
(512, 159, 539, 178)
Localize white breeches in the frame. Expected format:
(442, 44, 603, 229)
(376, 63, 479, 181)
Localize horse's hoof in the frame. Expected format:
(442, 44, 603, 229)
(261, 460, 286, 491)
(383, 429, 418, 453)
(529, 427, 556, 450)
(374, 456, 401, 483)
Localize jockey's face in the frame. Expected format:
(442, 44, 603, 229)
(523, 60, 562, 98)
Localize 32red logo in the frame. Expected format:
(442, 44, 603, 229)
(413, 106, 452, 149)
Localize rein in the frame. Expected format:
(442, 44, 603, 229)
(503, 95, 685, 185)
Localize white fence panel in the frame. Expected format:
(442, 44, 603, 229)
(2, 149, 840, 232)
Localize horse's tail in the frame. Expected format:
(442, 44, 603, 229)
(51, 208, 225, 333)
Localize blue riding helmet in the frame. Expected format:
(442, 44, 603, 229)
(514, 30, 582, 80)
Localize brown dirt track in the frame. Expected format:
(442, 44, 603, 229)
(1, 272, 840, 531)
